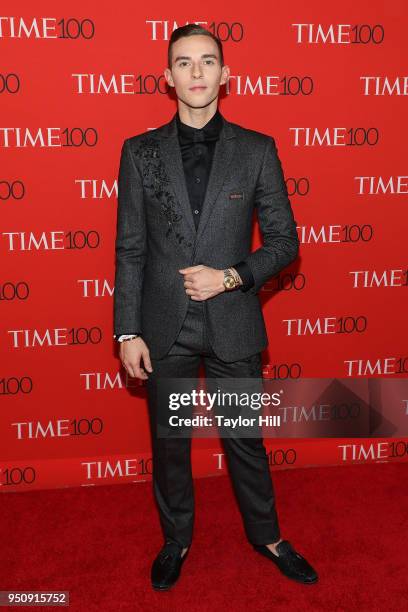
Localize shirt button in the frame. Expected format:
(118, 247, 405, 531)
(195, 177, 201, 183)
(194, 209, 200, 215)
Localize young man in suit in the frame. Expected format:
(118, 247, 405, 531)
(114, 24, 318, 590)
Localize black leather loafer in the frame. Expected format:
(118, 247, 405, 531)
(253, 540, 318, 584)
(151, 541, 189, 591)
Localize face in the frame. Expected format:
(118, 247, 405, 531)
(164, 34, 230, 109)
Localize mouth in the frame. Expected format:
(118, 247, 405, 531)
(189, 86, 207, 91)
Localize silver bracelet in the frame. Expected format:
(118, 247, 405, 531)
(116, 334, 140, 342)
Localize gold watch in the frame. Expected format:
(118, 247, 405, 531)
(223, 268, 242, 291)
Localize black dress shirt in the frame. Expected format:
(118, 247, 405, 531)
(176, 109, 255, 291)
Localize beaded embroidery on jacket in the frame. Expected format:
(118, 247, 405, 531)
(131, 136, 193, 248)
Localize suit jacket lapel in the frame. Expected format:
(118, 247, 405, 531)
(195, 125, 236, 245)
(159, 111, 237, 250)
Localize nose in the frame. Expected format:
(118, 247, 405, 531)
(192, 62, 204, 79)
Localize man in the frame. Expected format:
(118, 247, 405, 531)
(113, 24, 318, 590)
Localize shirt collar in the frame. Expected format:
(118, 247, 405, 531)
(176, 108, 223, 143)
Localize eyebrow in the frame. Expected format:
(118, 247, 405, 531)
(173, 53, 218, 63)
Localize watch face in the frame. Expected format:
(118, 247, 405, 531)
(224, 276, 236, 289)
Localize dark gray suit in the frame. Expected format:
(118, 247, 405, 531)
(114, 112, 299, 362)
(113, 111, 299, 548)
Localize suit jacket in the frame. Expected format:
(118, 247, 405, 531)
(113, 112, 300, 362)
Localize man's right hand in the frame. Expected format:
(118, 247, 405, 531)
(119, 337, 153, 380)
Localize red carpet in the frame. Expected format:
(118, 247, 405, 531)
(1, 462, 407, 611)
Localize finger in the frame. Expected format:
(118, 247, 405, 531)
(179, 265, 204, 274)
(142, 350, 153, 373)
(124, 363, 137, 378)
(132, 363, 148, 379)
(123, 359, 147, 380)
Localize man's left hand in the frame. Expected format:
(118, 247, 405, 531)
(179, 265, 225, 301)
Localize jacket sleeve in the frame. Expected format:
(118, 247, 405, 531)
(241, 136, 299, 295)
(113, 138, 147, 335)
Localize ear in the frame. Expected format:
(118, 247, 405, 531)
(220, 64, 231, 86)
(164, 67, 174, 88)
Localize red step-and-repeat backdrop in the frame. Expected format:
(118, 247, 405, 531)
(1, 1, 407, 493)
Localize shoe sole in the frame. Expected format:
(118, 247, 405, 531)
(152, 584, 174, 591)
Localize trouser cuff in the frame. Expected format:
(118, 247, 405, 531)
(245, 520, 281, 546)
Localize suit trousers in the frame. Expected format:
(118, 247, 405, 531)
(145, 298, 281, 548)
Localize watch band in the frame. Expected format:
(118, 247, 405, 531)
(229, 267, 243, 286)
